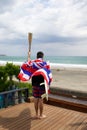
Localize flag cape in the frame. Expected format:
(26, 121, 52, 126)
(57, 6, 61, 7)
(18, 59, 52, 85)
(18, 59, 52, 100)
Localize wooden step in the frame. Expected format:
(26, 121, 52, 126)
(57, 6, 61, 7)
(47, 94, 87, 113)
(50, 87, 87, 100)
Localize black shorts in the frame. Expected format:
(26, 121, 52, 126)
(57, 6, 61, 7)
(32, 75, 45, 98)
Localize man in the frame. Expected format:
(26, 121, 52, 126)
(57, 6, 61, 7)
(18, 51, 52, 119)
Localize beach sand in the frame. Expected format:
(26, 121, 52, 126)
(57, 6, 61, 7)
(51, 68, 87, 93)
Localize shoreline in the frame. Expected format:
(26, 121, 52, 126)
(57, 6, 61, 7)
(0, 60, 87, 70)
(50, 63, 87, 70)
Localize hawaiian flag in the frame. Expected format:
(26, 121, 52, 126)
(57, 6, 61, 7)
(18, 58, 52, 85)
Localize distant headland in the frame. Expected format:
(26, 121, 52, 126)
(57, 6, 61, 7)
(0, 54, 6, 56)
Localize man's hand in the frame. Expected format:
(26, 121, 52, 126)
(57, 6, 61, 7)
(28, 51, 31, 61)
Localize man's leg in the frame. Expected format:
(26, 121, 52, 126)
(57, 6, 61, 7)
(39, 98, 46, 119)
(34, 98, 39, 118)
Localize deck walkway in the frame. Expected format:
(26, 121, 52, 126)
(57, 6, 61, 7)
(0, 103, 87, 130)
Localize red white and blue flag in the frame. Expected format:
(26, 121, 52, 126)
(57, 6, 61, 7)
(18, 58, 52, 85)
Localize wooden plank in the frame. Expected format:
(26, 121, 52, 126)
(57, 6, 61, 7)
(76, 117, 87, 130)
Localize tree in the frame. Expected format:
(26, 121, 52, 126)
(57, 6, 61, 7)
(0, 66, 8, 91)
(14, 65, 20, 79)
(0, 66, 7, 81)
(5, 63, 16, 81)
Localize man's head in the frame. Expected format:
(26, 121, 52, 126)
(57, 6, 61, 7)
(37, 51, 44, 59)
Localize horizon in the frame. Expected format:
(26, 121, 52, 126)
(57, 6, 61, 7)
(0, 54, 87, 57)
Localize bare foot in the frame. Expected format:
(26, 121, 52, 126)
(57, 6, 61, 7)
(39, 115, 46, 119)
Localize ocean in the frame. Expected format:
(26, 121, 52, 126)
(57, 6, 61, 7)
(0, 55, 87, 64)
(0, 55, 87, 69)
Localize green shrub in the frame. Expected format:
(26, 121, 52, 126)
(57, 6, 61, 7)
(0, 66, 8, 81)
(0, 64, 32, 96)
(0, 80, 32, 96)
(14, 81, 32, 96)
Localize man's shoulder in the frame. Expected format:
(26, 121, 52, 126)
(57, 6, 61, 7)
(34, 58, 46, 63)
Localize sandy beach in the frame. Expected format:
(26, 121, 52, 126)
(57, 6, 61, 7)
(51, 68, 87, 93)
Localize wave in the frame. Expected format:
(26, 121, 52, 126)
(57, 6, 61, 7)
(0, 60, 87, 70)
(51, 63, 87, 69)
(0, 60, 23, 66)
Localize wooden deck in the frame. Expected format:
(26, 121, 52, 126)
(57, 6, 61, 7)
(0, 103, 87, 130)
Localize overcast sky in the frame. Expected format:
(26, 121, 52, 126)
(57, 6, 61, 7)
(0, 0, 87, 56)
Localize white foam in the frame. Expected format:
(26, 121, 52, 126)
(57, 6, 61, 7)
(50, 63, 87, 70)
(0, 60, 87, 70)
(0, 60, 23, 66)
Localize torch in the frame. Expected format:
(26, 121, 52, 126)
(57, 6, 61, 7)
(28, 32, 32, 61)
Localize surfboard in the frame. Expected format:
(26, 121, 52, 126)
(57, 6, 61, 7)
(40, 80, 48, 100)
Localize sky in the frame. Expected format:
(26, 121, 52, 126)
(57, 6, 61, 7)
(0, 0, 87, 56)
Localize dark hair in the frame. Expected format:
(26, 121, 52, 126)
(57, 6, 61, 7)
(37, 51, 44, 58)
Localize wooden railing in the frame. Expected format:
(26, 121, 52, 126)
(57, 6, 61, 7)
(0, 88, 29, 108)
